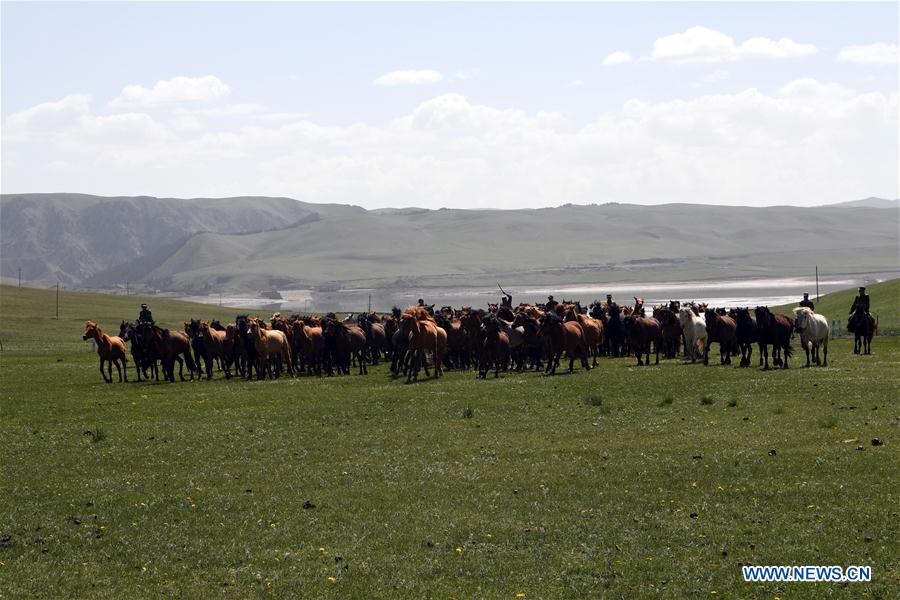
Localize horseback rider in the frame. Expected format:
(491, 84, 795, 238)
(849, 286, 870, 315)
(606, 294, 613, 307)
(500, 292, 513, 309)
(137, 303, 154, 325)
(799, 293, 815, 310)
(545, 295, 558, 311)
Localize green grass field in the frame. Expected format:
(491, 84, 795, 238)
(1, 282, 898, 598)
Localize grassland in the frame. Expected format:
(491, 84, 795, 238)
(1, 283, 898, 598)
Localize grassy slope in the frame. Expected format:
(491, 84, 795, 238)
(1, 284, 898, 598)
(772, 278, 900, 334)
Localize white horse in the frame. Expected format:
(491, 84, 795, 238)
(793, 307, 829, 367)
(679, 307, 707, 363)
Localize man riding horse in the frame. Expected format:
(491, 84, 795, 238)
(799, 293, 814, 310)
(849, 287, 870, 316)
(138, 303, 154, 325)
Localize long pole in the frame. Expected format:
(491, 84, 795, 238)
(368, 294, 372, 313)
(815, 265, 819, 302)
(18, 267, 21, 288)
(56, 280, 59, 319)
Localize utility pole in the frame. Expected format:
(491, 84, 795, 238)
(18, 267, 21, 288)
(126, 280, 129, 296)
(219, 292, 222, 306)
(55, 280, 60, 319)
(368, 294, 372, 313)
(815, 265, 819, 302)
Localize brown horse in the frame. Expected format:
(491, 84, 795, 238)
(136, 323, 196, 382)
(623, 316, 662, 366)
(652, 307, 682, 359)
(539, 312, 589, 374)
(249, 320, 293, 378)
(358, 313, 388, 365)
(290, 319, 325, 375)
(199, 321, 233, 379)
(731, 308, 758, 367)
(704, 309, 737, 365)
(83, 321, 128, 383)
(565, 309, 603, 367)
(478, 315, 510, 378)
(321, 317, 367, 375)
(847, 309, 876, 355)
(399, 307, 447, 382)
(754, 307, 793, 369)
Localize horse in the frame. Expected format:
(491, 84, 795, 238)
(290, 319, 324, 375)
(322, 317, 367, 375)
(678, 307, 707, 363)
(511, 312, 544, 371)
(399, 307, 447, 383)
(249, 319, 293, 378)
(754, 307, 793, 369)
(358, 313, 387, 365)
(539, 312, 589, 374)
(235, 315, 264, 380)
(652, 307, 682, 359)
(703, 309, 737, 366)
(136, 323, 196, 382)
(731, 308, 758, 367)
(184, 319, 211, 379)
(793, 307, 830, 367)
(199, 321, 233, 379)
(83, 321, 128, 383)
(119, 320, 156, 381)
(622, 315, 663, 366)
(603, 302, 626, 357)
(847, 308, 876, 355)
(565, 308, 603, 367)
(478, 315, 510, 378)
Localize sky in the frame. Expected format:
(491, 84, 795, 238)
(2, 1, 898, 209)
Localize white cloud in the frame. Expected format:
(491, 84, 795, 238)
(250, 112, 310, 122)
(565, 80, 585, 88)
(3, 81, 897, 207)
(602, 51, 632, 66)
(652, 26, 817, 64)
(109, 75, 231, 108)
(193, 103, 268, 117)
(837, 43, 899, 65)
(374, 69, 444, 86)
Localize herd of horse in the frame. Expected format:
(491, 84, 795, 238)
(81, 296, 876, 384)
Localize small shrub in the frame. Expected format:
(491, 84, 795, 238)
(586, 395, 603, 407)
(726, 399, 737, 408)
(658, 395, 674, 407)
(462, 407, 474, 419)
(700, 395, 715, 406)
(90, 428, 106, 443)
(772, 406, 785, 415)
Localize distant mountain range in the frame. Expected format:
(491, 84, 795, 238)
(2, 193, 898, 294)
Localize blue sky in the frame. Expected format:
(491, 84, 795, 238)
(2, 2, 898, 208)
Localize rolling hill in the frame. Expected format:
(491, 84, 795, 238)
(2, 194, 898, 294)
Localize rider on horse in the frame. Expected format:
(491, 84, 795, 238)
(850, 287, 870, 316)
(138, 303, 154, 325)
(799, 293, 814, 310)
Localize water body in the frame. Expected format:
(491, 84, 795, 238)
(174, 272, 896, 314)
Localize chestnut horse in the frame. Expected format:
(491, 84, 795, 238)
(652, 307, 682, 359)
(249, 320, 293, 378)
(847, 308, 876, 355)
(200, 321, 233, 379)
(399, 307, 447, 382)
(539, 312, 589, 374)
(623, 315, 663, 366)
(83, 321, 128, 383)
(704, 309, 737, 366)
(565, 308, 603, 367)
(290, 319, 325, 375)
(731, 308, 758, 367)
(754, 307, 793, 369)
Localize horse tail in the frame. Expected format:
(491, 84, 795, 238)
(185, 349, 197, 373)
(696, 337, 706, 357)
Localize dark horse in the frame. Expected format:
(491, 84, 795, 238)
(731, 308, 758, 368)
(754, 307, 793, 369)
(120, 320, 158, 381)
(847, 307, 875, 355)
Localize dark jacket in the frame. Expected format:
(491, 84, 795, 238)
(799, 298, 815, 310)
(850, 294, 870, 313)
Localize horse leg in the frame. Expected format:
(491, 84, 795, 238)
(99, 358, 109, 383)
(822, 341, 828, 366)
(115, 359, 124, 382)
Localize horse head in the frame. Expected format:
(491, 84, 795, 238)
(83, 320, 99, 341)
